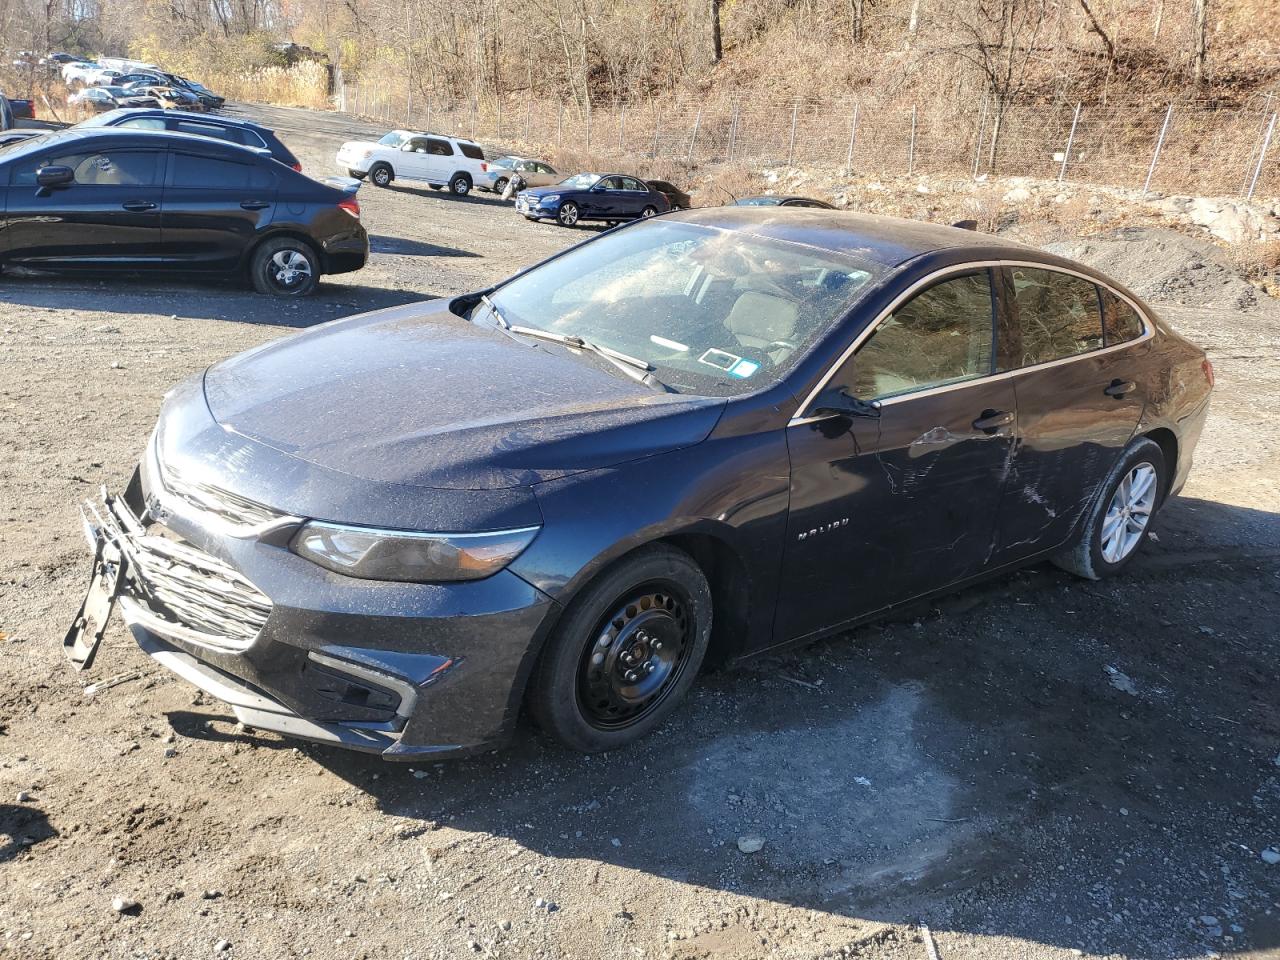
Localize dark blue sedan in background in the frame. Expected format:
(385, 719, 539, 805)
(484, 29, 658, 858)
(516, 172, 670, 227)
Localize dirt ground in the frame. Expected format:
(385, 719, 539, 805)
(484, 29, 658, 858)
(1, 103, 1278, 960)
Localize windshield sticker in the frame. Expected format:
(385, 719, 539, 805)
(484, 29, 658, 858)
(650, 335, 689, 352)
(729, 359, 760, 379)
(699, 348, 741, 371)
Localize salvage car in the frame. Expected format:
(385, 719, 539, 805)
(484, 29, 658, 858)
(0, 127, 366, 295)
(476, 155, 559, 193)
(336, 129, 487, 195)
(64, 209, 1210, 760)
(516, 172, 671, 226)
(69, 85, 160, 112)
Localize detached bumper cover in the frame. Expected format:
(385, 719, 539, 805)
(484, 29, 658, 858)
(69, 464, 559, 760)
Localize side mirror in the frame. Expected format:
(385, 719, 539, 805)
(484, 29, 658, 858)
(810, 386, 880, 419)
(36, 165, 74, 189)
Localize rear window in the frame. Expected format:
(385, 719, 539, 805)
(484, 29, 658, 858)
(169, 153, 275, 189)
(998, 266, 1104, 370)
(458, 141, 484, 160)
(174, 120, 242, 144)
(1100, 288, 1145, 345)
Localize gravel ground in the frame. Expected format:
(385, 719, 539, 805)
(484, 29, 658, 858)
(1, 103, 1278, 960)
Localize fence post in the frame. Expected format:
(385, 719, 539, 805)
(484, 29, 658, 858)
(973, 95, 988, 178)
(844, 103, 860, 175)
(586, 97, 592, 151)
(1142, 103, 1174, 197)
(525, 100, 532, 142)
(728, 102, 740, 162)
(1058, 102, 1082, 183)
(687, 107, 703, 162)
(471, 98, 478, 137)
(787, 100, 800, 165)
(651, 106, 661, 158)
(497, 97, 502, 140)
(1246, 111, 1278, 200)
(618, 105, 626, 151)
(557, 102, 564, 147)
(907, 105, 918, 176)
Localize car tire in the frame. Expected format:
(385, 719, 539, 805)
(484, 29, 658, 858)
(1051, 437, 1166, 581)
(640, 205, 658, 218)
(493, 176, 509, 194)
(557, 202, 580, 227)
(528, 544, 713, 753)
(347, 169, 367, 181)
(449, 174, 472, 196)
(249, 237, 321, 298)
(369, 163, 393, 188)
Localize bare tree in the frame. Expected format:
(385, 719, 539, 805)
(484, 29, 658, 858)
(1075, 0, 1115, 77)
(710, 0, 722, 62)
(1191, 0, 1208, 86)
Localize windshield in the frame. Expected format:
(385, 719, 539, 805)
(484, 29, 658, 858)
(377, 131, 408, 147)
(557, 173, 601, 190)
(484, 220, 881, 397)
(492, 156, 517, 168)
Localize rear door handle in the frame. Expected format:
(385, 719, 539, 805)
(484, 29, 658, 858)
(1104, 379, 1137, 397)
(972, 409, 1014, 434)
(240, 200, 270, 210)
(121, 200, 156, 211)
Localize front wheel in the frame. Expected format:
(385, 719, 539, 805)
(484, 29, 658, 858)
(493, 176, 509, 194)
(249, 237, 320, 297)
(528, 545, 712, 752)
(557, 202, 580, 227)
(369, 163, 393, 188)
(1052, 437, 1166, 580)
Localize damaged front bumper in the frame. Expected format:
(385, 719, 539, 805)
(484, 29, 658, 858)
(64, 465, 558, 759)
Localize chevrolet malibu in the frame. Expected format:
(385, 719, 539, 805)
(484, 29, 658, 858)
(65, 209, 1212, 758)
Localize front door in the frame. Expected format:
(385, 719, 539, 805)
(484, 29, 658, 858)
(3, 146, 165, 265)
(990, 266, 1148, 563)
(162, 150, 277, 269)
(399, 137, 436, 181)
(778, 269, 1017, 641)
(424, 138, 455, 183)
(584, 176, 624, 218)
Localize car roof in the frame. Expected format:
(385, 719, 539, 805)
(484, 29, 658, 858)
(664, 207, 1035, 268)
(99, 108, 265, 130)
(6, 126, 272, 159)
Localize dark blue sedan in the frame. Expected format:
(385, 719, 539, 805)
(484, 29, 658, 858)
(515, 172, 671, 227)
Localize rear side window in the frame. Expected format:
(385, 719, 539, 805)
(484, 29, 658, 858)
(169, 153, 275, 190)
(458, 141, 484, 160)
(998, 267, 1103, 370)
(118, 117, 166, 131)
(621, 177, 644, 191)
(174, 120, 242, 144)
(426, 138, 453, 156)
(850, 271, 995, 400)
(1099, 287, 1145, 345)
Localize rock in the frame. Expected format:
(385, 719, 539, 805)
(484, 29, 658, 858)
(497, 919, 511, 931)
(164, 747, 177, 759)
(737, 835, 765, 854)
(1003, 186, 1033, 204)
(1105, 665, 1138, 695)
(111, 896, 139, 914)
(1200, 915, 1219, 925)
(1261, 848, 1280, 865)
(202, 890, 222, 900)
(214, 939, 232, 952)
(110, 360, 123, 369)
(16, 791, 30, 803)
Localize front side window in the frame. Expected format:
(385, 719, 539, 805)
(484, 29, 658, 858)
(536, 163, 556, 174)
(404, 137, 430, 153)
(848, 272, 995, 401)
(999, 266, 1104, 370)
(597, 176, 624, 191)
(1100, 287, 1145, 345)
(483, 220, 880, 397)
(13, 149, 160, 186)
(621, 177, 644, 191)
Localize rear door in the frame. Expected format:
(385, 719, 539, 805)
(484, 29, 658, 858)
(989, 265, 1148, 564)
(161, 149, 278, 269)
(3, 144, 165, 265)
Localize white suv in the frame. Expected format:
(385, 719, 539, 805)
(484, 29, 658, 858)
(336, 130, 488, 196)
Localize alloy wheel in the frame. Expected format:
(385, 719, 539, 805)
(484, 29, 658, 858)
(269, 249, 313, 291)
(559, 203, 579, 226)
(1100, 462, 1157, 563)
(641, 205, 657, 218)
(577, 587, 691, 730)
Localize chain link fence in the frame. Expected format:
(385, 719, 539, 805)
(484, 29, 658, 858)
(338, 84, 1280, 200)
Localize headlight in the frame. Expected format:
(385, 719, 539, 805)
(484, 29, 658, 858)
(290, 521, 539, 583)
(539, 194, 560, 204)
(360, 149, 373, 159)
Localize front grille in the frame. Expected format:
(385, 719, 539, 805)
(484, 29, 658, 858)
(99, 500, 272, 650)
(157, 455, 280, 530)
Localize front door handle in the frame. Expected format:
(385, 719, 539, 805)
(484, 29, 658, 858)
(121, 200, 157, 211)
(240, 200, 270, 210)
(1104, 379, 1137, 398)
(972, 409, 1014, 434)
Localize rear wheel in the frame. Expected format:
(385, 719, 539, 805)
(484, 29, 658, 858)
(640, 205, 658, 218)
(557, 202, 580, 227)
(1052, 437, 1165, 580)
(369, 163, 393, 188)
(528, 545, 712, 752)
(249, 237, 320, 297)
(449, 174, 472, 196)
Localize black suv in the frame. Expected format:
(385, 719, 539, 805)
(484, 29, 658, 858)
(79, 109, 302, 170)
(0, 128, 366, 296)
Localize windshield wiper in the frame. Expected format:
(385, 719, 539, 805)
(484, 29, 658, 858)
(508, 325, 675, 393)
(479, 293, 510, 329)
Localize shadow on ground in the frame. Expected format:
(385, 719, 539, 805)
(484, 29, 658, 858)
(231, 495, 1279, 959)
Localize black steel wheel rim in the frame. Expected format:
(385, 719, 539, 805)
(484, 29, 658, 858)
(576, 584, 692, 730)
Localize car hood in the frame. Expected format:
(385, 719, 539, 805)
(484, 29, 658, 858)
(339, 139, 384, 152)
(520, 185, 576, 199)
(202, 300, 726, 492)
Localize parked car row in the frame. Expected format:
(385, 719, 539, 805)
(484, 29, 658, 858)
(60, 58, 226, 110)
